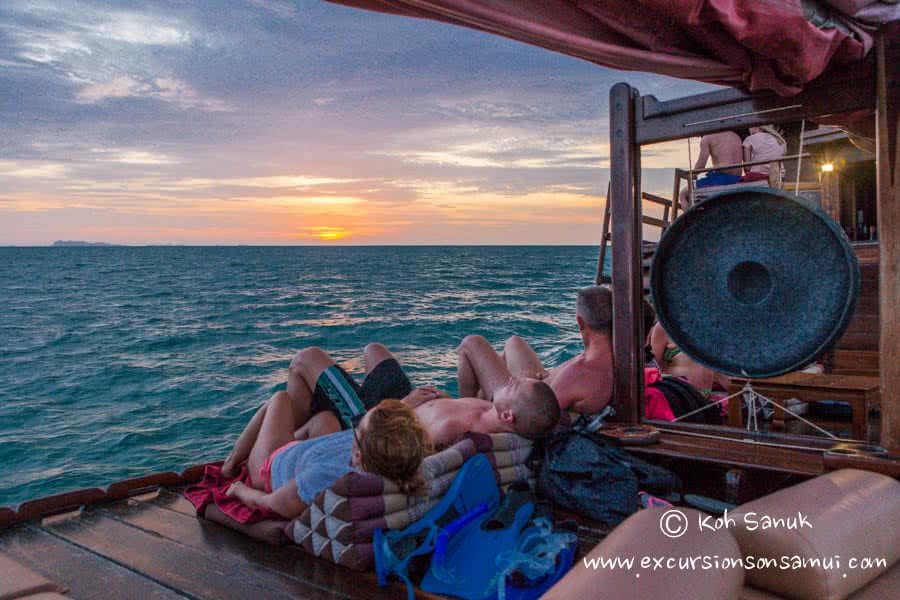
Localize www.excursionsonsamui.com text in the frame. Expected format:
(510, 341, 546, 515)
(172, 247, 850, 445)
(583, 555, 888, 572)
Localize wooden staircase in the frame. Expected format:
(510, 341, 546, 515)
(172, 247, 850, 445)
(595, 184, 677, 289)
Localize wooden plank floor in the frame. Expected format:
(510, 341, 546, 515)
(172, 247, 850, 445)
(0, 487, 609, 600)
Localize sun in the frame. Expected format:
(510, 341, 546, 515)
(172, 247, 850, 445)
(311, 226, 349, 241)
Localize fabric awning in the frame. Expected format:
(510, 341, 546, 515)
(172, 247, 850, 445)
(326, 0, 898, 96)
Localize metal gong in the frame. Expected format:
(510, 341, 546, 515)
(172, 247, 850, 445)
(650, 187, 860, 378)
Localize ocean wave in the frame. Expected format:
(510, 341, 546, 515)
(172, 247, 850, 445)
(0, 246, 602, 507)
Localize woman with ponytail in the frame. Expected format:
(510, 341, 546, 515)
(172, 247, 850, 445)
(226, 393, 431, 518)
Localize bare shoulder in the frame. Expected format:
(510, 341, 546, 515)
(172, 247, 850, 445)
(557, 354, 610, 379)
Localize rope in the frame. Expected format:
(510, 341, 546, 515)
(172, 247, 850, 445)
(653, 426, 834, 454)
(671, 387, 744, 423)
(794, 119, 806, 194)
(747, 385, 838, 439)
(669, 380, 839, 440)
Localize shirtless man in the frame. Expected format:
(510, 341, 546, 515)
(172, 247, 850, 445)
(402, 375, 558, 447)
(244, 343, 559, 452)
(679, 131, 743, 210)
(462, 285, 615, 415)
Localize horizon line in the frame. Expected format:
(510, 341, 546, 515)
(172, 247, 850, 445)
(2, 242, 615, 248)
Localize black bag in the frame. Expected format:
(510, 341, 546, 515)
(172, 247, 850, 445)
(651, 375, 723, 425)
(537, 429, 680, 524)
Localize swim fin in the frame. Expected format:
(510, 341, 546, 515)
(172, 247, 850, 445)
(420, 492, 536, 599)
(374, 454, 500, 596)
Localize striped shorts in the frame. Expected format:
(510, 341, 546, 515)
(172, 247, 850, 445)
(312, 359, 412, 429)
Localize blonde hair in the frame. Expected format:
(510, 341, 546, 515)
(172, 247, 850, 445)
(358, 400, 432, 496)
(759, 125, 787, 148)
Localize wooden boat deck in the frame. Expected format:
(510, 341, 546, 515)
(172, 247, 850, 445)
(0, 486, 612, 600)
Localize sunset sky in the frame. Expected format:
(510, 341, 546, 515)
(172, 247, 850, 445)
(0, 0, 718, 245)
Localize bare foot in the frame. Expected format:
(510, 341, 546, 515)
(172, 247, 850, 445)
(225, 481, 244, 497)
(226, 481, 263, 507)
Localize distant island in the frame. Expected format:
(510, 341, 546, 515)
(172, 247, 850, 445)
(52, 241, 120, 247)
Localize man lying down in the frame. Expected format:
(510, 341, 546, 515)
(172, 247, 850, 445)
(220, 343, 559, 520)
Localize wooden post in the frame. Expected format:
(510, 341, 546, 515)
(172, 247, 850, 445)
(877, 22, 900, 450)
(820, 169, 841, 223)
(609, 83, 643, 422)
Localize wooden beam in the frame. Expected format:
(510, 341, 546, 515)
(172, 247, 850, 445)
(877, 22, 900, 450)
(635, 57, 876, 144)
(609, 83, 643, 422)
(640, 192, 671, 207)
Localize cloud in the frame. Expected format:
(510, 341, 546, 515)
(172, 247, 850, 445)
(77, 76, 231, 111)
(174, 175, 358, 189)
(248, 0, 298, 19)
(382, 127, 609, 170)
(3, 3, 227, 111)
(0, 160, 69, 179)
(84, 11, 191, 46)
(0, 192, 72, 212)
(3, 5, 194, 67)
(88, 148, 181, 165)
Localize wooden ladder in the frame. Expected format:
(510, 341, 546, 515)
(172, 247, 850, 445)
(595, 183, 678, 287)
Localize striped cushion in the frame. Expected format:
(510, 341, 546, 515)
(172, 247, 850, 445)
(287, 432, 534, 570)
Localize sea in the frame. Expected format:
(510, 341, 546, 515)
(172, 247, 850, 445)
(0, 246, 608, 508)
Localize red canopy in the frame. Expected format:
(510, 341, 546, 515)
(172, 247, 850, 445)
(327, 0, 897, 96)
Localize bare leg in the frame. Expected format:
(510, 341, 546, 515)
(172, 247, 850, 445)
(288, 347, 338, 399)
(503, 336, 548, 380)
(293, 411, 341, 441)
(222, 401, 268, 477)
(223, 347, 325, 477)
(246, 391, 300, 490)
(679, 186, 691, 211)
(457, 335, 512, 399)
(227, 478, 306, 519)
(363, 342, 395, 375)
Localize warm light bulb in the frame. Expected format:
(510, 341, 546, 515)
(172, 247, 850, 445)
(820, 163, 834, 173)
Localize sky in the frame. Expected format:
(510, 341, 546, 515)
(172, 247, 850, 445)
(0, 0, 719, 245)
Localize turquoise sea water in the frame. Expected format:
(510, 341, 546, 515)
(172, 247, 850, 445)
(0, 246, 606, 507)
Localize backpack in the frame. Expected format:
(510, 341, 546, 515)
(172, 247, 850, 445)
(650, 375, 724, 425)
(537, 429, 681, 524)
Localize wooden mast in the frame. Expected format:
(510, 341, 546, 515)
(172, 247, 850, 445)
(876, 22, 900, 450)
(609, 83, 643, 423)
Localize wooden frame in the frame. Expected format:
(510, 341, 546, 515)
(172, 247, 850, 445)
(608, 23, 899, 452)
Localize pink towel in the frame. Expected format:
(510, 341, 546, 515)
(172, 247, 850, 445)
(644, 367, 676, 421)
(184, 464, 281, 524)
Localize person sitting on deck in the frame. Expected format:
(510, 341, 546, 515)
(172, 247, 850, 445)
(678, 131, 744, 210)
(649, 321, 731, 397)
(461, 285, 616, 416)
(646, 321, 729, 425)
(740, 125, 786, 183)
(225, 395, 430, 519)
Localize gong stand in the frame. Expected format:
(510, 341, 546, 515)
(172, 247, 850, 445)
(607, 23, 900, 451)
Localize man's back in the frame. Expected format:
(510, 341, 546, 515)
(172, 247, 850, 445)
(546, 351, 613, 414)
(703, 132, 743, 176)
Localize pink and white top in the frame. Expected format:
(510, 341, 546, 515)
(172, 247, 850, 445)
(743, 132, 786, 176)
